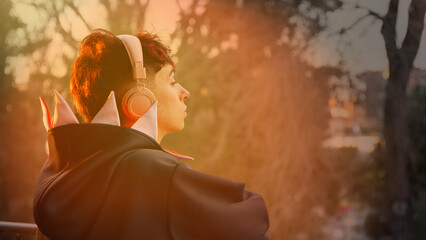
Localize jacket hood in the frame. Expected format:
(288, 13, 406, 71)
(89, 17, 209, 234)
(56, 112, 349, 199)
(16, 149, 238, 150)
(39, 89, 193, 161)
(33, 123, 170, 239)
(34, 90, 270, 240)
(34, 90, 192, 239)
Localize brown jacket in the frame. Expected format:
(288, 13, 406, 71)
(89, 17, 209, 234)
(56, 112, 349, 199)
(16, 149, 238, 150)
(33, 123, 270, 240)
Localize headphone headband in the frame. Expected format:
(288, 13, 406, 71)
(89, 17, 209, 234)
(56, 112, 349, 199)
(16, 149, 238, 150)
(117, 34, 147, 80)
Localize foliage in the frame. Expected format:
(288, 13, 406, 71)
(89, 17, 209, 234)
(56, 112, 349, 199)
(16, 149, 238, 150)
(407, 86, 426, 239)
(1, 1, 394, 240)
(407, 86, 426, 195)
(364, 86, 426, 240)
(165, 1, 358, 239)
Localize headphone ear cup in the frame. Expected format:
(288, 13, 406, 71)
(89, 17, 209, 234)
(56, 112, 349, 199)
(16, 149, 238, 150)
(122, 87, 156, 120)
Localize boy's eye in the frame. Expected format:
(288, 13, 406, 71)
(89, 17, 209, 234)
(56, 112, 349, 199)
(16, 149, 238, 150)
(171, 81, 177, 86)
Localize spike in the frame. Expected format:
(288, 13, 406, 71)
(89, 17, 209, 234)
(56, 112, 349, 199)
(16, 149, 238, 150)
(39, 97, 52, 131)
(91, 91, 120, 126)
(52, 89, 79, 128)
(131, 100, 158, 141)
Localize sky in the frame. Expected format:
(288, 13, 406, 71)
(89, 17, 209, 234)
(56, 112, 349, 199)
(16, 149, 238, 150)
(308, 0, 426, 73)
(8, 0, 426, 85)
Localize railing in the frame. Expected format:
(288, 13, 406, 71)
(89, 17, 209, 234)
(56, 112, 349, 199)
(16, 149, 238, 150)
(0, 221, 37, 240)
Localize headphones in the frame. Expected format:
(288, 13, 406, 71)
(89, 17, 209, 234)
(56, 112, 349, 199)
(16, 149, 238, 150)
(117, 34, 156, 120)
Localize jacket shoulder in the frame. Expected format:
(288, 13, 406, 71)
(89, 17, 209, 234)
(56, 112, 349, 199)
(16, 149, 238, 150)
(120, 148, 180, 175)
(167, 163, 270, 240)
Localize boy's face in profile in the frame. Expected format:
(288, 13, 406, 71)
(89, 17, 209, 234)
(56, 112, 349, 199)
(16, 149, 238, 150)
(150, 63, 190, 137)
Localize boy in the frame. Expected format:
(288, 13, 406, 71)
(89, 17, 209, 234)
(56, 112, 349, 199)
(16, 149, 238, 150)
(33, 29, 270, 240)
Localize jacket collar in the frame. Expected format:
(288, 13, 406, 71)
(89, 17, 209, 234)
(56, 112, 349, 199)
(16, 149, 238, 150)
(39, 90, 194, 161)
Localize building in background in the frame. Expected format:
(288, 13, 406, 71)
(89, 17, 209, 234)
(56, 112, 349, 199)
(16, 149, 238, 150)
(323, 68, 426, 154)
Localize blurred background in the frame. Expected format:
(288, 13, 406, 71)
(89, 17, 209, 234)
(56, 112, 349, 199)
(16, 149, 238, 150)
(0, 0, 425, 239)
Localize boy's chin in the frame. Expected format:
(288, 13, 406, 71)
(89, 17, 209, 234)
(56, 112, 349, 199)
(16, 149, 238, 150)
(174, 123, 185, 132)
(167, 122, 185, 134)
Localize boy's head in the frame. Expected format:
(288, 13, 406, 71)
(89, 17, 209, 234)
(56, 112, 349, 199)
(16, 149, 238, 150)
(70, 29, 190, 141)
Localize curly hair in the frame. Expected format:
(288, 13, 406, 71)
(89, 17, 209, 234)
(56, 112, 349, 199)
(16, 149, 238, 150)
(70, 28, 175, 123)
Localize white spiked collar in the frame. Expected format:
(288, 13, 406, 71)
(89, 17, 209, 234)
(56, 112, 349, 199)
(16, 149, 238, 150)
(39, 89, 194, 161)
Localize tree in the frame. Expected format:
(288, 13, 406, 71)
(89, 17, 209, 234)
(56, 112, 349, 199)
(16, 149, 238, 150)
(0, 0, 21, 103)
(167, 0, 357, 239)
(381, 1, 425, 239)
(172, 0, 426, 238)
(0, 0, 151, 223)
(7, 0, 416, 239)
(321, 0, 426, 238)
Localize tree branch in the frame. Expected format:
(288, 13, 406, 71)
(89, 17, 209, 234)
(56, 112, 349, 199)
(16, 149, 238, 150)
(65, 1, 92, 32)
(175, 0, 184, 14)
(339, 12, 373, 35)
(52, 1, 78, 47)
(353, 5, 383, 21)
(381, 0, 399, 67)
(400, 0, 426, 69)
(340, 0, 384, 20)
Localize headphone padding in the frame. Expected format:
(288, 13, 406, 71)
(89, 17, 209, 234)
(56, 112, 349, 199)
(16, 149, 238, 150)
(122, 87, 156, 120)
